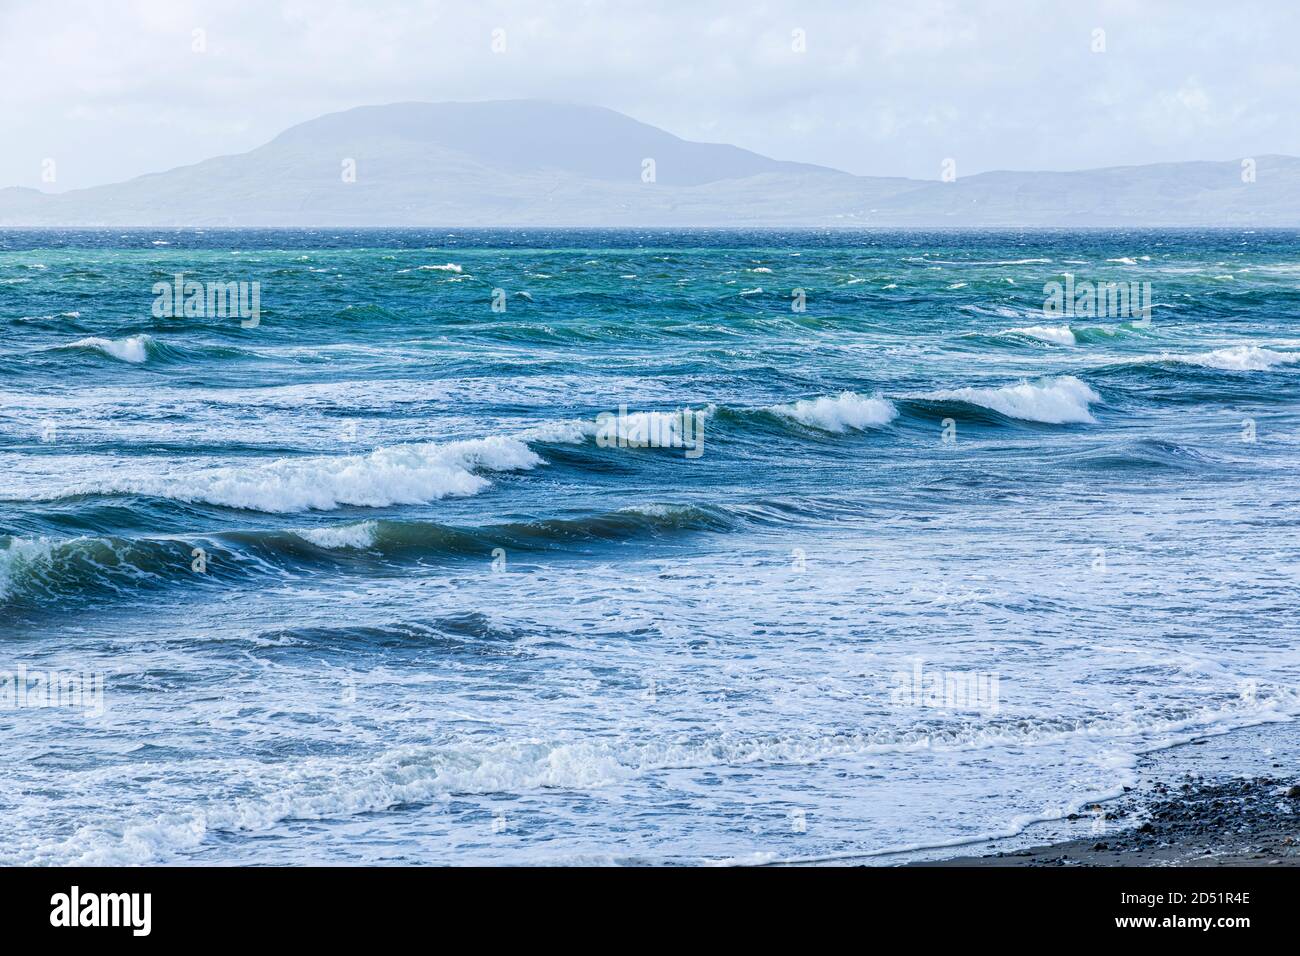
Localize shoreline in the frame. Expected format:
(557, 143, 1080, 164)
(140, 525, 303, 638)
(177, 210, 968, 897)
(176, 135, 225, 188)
(915, 718, 1300, 867)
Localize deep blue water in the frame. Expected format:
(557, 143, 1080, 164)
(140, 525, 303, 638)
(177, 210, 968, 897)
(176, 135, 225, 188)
(1, 229, 1298, 864)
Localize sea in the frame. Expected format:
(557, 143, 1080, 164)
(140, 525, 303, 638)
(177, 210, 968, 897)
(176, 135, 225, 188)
(1, 227, 1298, 865)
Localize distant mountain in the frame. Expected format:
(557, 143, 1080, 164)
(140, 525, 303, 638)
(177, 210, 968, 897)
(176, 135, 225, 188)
(3, 100, 1298, 227)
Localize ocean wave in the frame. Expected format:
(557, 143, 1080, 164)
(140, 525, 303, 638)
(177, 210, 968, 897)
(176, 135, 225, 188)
(532, 396, 897, 445)
(985, 321, 1155, 349)
(1007, 324, 1076, 346)
(38, 695, 1290, 865)
(61, 436, 543, 513)
(588, 408, 713, 449)
(1096, 344, 1300, 376)
(515, 419, 598, 444)
(768, 393, 898, 432)
(49, 334, 258, 366)
(917, 375, 1102, 424)
(1062, 438, 1223, 473)
(0, 533, 215, 607)
(61, 334, 153, 363)
(0, 505, 732, 608)
(1172, 345, 1300, 371)
(293, 522, 379, 550)
(537, 384, 1085, 448)
(960, 304, 1033, 318)
(9, 310, 84, 326)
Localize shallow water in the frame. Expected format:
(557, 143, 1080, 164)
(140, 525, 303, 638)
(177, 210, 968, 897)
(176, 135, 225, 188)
(2, 228, 1298, 864)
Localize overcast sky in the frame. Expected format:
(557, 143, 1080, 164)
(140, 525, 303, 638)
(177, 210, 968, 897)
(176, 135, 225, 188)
(3, 0, 1298, 191)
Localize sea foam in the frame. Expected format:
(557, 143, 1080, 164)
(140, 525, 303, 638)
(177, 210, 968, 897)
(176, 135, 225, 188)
(770, 393, 898, 432)
(294, 522, 379, 549)
(65, 335, 152, 363)
(77, 437, 543, 513)
(1008, 324, 1077, 346)
(1177, 345, 1300, 371)
(923, 375, 1101, 424)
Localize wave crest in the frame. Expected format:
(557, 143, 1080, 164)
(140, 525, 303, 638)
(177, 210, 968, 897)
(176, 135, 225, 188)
(62, 334, 153, 363)
(921, 375, 1101, 424)
(1176, 345, 1300, 371)
(67, 436, 543, 513)
(1006, 324, 1076, 346)
(769, 392, 898, 432)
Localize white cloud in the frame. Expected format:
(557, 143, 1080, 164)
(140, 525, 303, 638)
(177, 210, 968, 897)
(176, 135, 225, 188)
(1, 0, 1297, 190)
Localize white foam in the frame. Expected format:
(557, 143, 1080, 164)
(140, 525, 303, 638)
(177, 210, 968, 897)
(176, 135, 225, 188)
(418, 263, 463, 273)
(65, 335, 151, 363)
(294, 522, 378, 549)
(595, 408, 711, 448)
(49, 701, 1294, 865)
(51, 817, 208, 866)
(771, 393, 898, 432)
(516, 420, 598, 444)
(1009, 324, 1076, 346)
(77, 437, 543, 513)
(163, 741, 636, 860)
(617, 503, 694, 519)
(1176, 345, 1300, 371)
(924, 375, 1101, 424)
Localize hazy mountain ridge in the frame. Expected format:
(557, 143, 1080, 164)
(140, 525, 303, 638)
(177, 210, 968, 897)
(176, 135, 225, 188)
(4, 101, 1298, 226)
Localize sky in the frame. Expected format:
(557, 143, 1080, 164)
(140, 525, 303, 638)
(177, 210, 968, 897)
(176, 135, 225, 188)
(3, 0, 1299, 192)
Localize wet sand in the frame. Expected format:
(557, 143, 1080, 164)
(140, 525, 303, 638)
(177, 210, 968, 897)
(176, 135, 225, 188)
(930, 776, 1300, 866)
(919, 719, 1300, 867)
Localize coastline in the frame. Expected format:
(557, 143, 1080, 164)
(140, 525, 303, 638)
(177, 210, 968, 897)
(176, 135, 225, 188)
(916, 718, 1300, 867)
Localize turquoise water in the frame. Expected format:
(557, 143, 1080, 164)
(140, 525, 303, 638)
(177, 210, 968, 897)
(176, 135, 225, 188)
(2, 228, 1298, 864)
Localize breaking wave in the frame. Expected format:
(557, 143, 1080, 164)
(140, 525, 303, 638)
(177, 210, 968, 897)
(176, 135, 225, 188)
(916, 376, 1102, 424)
(61, 334, 153, 363)
(768, 393, 898, 432)
(53, 436, 544, 513)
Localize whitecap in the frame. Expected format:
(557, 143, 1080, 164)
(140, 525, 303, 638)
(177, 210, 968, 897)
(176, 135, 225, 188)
(294, 522, 378, 550)
(1175, 345, 1300, 371)
(70, 436, 543, 513)
(922, 375, 1101, 424)
(1008, 325, 1076, 346)
(770, 393, 898, 432)
(65, 335, 151, 364)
